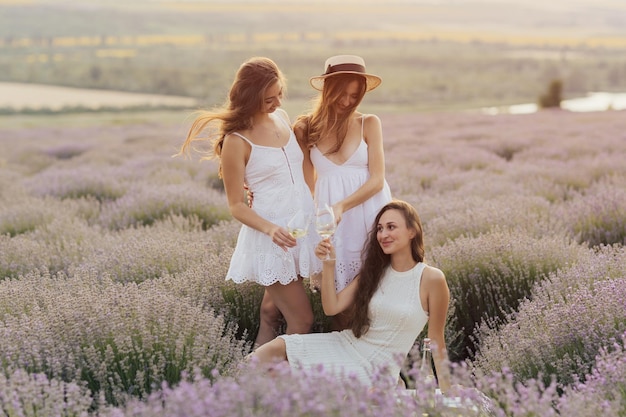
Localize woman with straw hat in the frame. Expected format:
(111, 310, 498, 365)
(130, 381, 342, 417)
(295, 55, 393, 330)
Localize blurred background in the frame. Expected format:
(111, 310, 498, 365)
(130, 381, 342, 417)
(1, 0, 625, 115)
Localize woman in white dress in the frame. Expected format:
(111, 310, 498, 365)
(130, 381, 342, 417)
(294, 55, 392, 329)
(251, 200, 451, 392)
(179, 57, 320, 347)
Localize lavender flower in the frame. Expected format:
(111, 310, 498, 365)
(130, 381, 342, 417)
(430, 228, 586, 361)
(474, 245, 626, 388)
(0, 268, 248, 407)
(0, 368, 95, 417)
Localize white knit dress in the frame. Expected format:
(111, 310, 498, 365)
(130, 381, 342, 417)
(279, 262, 429, 386)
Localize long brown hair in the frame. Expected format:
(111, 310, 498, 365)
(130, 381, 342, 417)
(177, 57, 286, 176)
(350, 200, 425, 338)
(296, 73, 367, 154)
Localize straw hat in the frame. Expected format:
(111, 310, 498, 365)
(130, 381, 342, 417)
(309, 55, 382, 92)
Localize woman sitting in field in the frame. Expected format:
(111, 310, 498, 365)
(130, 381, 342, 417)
(250, 200, 451, 392)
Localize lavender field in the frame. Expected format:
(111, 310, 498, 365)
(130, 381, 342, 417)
(1, 108, 625, 416)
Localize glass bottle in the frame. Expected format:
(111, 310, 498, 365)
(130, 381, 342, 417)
(420, 337, 436, 385)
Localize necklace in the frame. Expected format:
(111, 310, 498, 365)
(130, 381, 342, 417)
(274, 124, 282, 142)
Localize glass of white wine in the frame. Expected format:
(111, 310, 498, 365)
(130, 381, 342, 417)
(315, 204, 336, 261)
(287, 209, 310, 239)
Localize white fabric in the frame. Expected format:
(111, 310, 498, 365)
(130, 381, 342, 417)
(225, 114, 320, 286)
(311, 115, 392, 291)
(279, 262, 429, 386)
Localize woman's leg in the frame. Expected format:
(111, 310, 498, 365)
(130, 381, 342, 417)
(251, 337, 288, 364)
(254, 290, 283, 348)
(265, 278, 313, 335)
(331, 310, 351, 332)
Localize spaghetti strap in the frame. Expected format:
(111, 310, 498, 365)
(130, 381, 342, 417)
(361, 114, 368, 138)
(309, 111, 392, 292)
(231, 132, 255, 146)
(224, 114, 320, 286)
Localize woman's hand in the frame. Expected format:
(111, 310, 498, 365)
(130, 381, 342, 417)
(331, 203, 344, 225)
(315, 238, 335, 260)
(269, 224, 296, 250)
(244, 184, 254, 208)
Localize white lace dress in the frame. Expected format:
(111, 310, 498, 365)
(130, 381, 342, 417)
(225, 117, 320, 286)
(279, 263, 429, 386)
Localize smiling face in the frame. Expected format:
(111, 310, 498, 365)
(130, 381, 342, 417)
(376, 208, 416, 256)
(334, 79, 361, 114)
(321, 74, 366, 116)
(263, 81, 283, 114)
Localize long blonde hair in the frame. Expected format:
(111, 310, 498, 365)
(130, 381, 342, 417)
(178, 57, 286, 176)
(296, 73, 366, 154)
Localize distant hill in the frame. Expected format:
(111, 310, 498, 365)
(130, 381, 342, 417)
(1, 0, 625, 112)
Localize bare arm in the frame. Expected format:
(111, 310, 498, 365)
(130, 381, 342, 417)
(294, 119, 316, 194)
(315, 239, 359, 316)
(333, 114, 386, 221)
(221, 133, 296, 250)
(423, 266, 451, 393)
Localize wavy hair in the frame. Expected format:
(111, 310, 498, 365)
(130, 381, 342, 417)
(177, 57, 286, 176)
(350, 200, 425, 338)
(296, 73, 367, 154)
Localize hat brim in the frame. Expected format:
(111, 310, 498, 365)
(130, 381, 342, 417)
(309, 72, 382, 92)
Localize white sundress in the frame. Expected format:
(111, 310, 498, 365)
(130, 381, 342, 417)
(310, 114, 392, 291)
(225, 114, 321, 286)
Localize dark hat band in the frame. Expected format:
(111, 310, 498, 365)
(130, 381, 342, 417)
(324, 63, 366, 75)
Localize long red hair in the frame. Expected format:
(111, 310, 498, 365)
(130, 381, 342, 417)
(295, 73, 367, 154)
(177, 57, 286, 176)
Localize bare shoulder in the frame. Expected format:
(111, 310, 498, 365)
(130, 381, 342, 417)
(293, 117, 306, 134)
(223, 131, 243, 144)
(362, 114, 382, 139)
(362, 113, 382, 145)
(422, 265, 447, 285)
(421, 265, 449, 308)
(293, 115, 312, 148)
(222, 132, 248, 154)
(362, 113, 382, 127)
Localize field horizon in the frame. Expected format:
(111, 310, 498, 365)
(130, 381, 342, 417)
(2, 0, 626, 112)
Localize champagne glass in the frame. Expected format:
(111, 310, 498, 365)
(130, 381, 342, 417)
(315, 204, 336, 261)
(287, 209, 310, 239)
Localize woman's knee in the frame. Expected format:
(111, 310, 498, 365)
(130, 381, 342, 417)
(253, 337, 287, 363)
(291, 309, 314, 333)
(259, 299, 282, 324)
